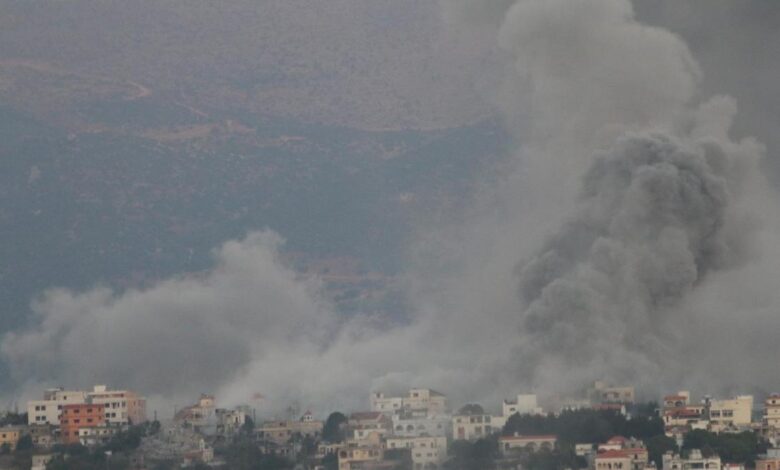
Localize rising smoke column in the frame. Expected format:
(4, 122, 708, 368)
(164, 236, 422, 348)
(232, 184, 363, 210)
(2, 0, 779, 412)
(437, 0, 775, 397)
(513, 128, 757, 392)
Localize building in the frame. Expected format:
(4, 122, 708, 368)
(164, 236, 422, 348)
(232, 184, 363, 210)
(452, 412, 494, 441)
(349, 412, 392, 435)
(385, 436, 447, 470)
(59, 404, 105, 444)
(27, 389, 87, 425)
(31, 454, 56, 470)
(706, 396, 753, 432)
(27, 386, 146, 427)
(370, 389, 448, 416)
(756, 449, 780, 470)
(391, 413, 451, 438)
(662, 450, 721, 470)
(216, 407, 248, 436)
(595, 450, 633, 470)
(0, 427, 22, 451)
(598, 436, 645, 453)
(256, 413, 324, 446)
(764, 395, 780, 430)
(663, 405, 707, 437)
(498, 435, 557, 456)
(590, 382, 635, 405)
(338, 445, 384, 470)
(77, 426, 117, 446)
(371, 393, 404, 414)
(175, 394, 216, 430)
(664, 393, 691, 409)
(87, 385, 147, 426)
(28, 425, 56, 449)
(598, 448, 649, 470)
(503, 394, 543, 418)
(576, 443, 596, 457)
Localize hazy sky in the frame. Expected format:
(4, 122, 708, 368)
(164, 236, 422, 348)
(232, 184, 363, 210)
(1, 0, 779, 415)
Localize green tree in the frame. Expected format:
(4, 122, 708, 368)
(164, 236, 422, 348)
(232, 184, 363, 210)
(683, 430, 765, 465)
(645, 434, 677, 466)
(322, 452, 339, 470)
(446, 437, 498, 470)
(322, 412, 348, 443)
(15, 434, 33, 452)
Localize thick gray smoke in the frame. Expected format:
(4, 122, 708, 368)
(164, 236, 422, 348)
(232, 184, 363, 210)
(513, 128, 755, 392)
(3, 0, 779, 413)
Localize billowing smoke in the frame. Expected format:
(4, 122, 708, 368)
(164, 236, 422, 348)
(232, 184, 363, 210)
(514, 123, 761, 393)
(1, 232, 339, 409)
(3, 0, 780, 413)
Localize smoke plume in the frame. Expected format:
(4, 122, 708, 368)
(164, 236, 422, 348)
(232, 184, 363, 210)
(3, 0, 780, 412)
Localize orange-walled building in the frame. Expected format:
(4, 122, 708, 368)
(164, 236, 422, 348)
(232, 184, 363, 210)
(60, 404, 105, 444)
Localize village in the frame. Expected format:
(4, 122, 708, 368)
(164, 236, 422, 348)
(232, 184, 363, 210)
(0, 382, 778, 470)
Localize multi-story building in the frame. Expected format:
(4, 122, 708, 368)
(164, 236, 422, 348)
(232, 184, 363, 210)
(77, 426, 117, 446)
(503, 394, 543, 418)
(370, 389, 447, 416)
(87, 385, 147, 426)
(595, 450, 634, 470)
(756, 448, 780, 470)
(764, 395, 780, 430)
(216, 407, 248, 436)
(338, 445, 384, 470)
(662, 450, 721, 470)
(0, 426, 22, 451)
(27, 389, 87, 425)
(27, 386, 146, 427)
(589, 382, 635, 404)
(706, 396, 753, 432)
(256, 412, 324, 446)
(385, 436, 447, 470)
(60, 404, 105, 444)
(349, 412, 392, 436)
(371, 393, 404, 414)
(29, 424, 56, 449)
(663, 406, 707, 435)
(498, 435, 557, 456)
(391, 412, 451, 438)
(175, 394, 216, 430)
(664, 393, 691, 409)
(31, 454, 56, 470)
(452, 412, 493, 441)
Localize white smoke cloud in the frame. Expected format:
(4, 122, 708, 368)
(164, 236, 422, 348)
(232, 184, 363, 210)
(2, 232, 338, 410)
(4, 0, 780, 414)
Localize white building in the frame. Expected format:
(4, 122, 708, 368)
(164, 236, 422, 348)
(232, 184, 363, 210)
(78, 426, 117, 446)
(27, 389, 87, 425)
(27, 385, 147, 427)
(391, 413, 451, 438)
(386, 436, 447, 470)
(371, 393, 404, 414)
(452, 413, 494, 441)
(31, 454, 56, 470)
(663, 450, 722, 470)
(499, 435, 557, 456)
(503, 394, 543, 418)
(371, 389, 448, 416)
